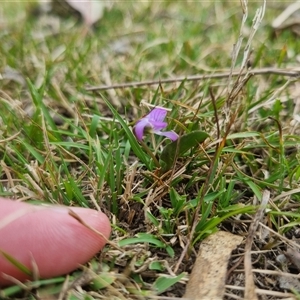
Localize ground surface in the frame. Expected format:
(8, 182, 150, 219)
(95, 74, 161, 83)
(1, 1, 300, 299)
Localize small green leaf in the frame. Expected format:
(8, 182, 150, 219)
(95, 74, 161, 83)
(89, 114, 101, 138)
(50, 142, 89, 150)
(118, 233, 165, 248)
(68, 295, 81, 300)
(146, 211, 160, 226)
(160, 131, 209, 172)
(90, 273, 116, 290)
(18, 140, 45, 164)
(166, 245, 175, 258)
(26, 78, 60, 140)
(227, 132, 260, 139)
(245, 180, 262, 201)
(0, 249, 32, 276)
(149, 261, 165, 271)
(153, 273, 186, 294)
(195, 204, 256, 242)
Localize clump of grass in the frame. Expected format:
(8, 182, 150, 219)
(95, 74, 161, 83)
(1, 1, 300, 299)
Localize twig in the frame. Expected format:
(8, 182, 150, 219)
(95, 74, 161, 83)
(226, 285, 295, 298)
(244, 190, 270, 300)
(0, 274, 29, 290)
(0, 131, 21, 144)
(57, 275, 70, 300)
(259, 222, 300, 250)
(227, 0, 248, 95)
(251, 269, 300, 278)
(0, 207, 31, 231)
(86, 68, 300, 91)
(209, 87, 220, 140)
(272, 1, 300, 28)
(272, 187, 300, 202)
(68, 209, 124, 252)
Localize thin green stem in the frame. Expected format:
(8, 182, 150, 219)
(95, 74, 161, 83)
(139, 140, 160, 169)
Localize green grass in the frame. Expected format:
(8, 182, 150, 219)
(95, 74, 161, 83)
(1, 1, 300, 299)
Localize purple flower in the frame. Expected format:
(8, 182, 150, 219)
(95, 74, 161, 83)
(134, 107, 178, 141)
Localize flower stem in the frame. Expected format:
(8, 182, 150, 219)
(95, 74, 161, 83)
(139, 140, 161, 169)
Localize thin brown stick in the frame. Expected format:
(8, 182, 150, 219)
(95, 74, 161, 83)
(86, 68, 300, 91)
(68, 209, 123, 252)
(0, 131, 21, 144)
(209, 87, 220, 140)
(226, 285, 295, 298)
(0, 274, 29, 289)
(244, 190, 270, 300)
(259, 222, 300, 250)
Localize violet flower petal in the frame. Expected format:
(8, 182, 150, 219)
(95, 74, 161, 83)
(134, 107, 178, 141)
(147, 108, 168, 122)
(150, 120, 168, 130)
(153, 130, 179, 141)
(134, 118, 150, 141)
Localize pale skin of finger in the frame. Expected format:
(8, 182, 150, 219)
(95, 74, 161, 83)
(0, 198, 111, 286)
